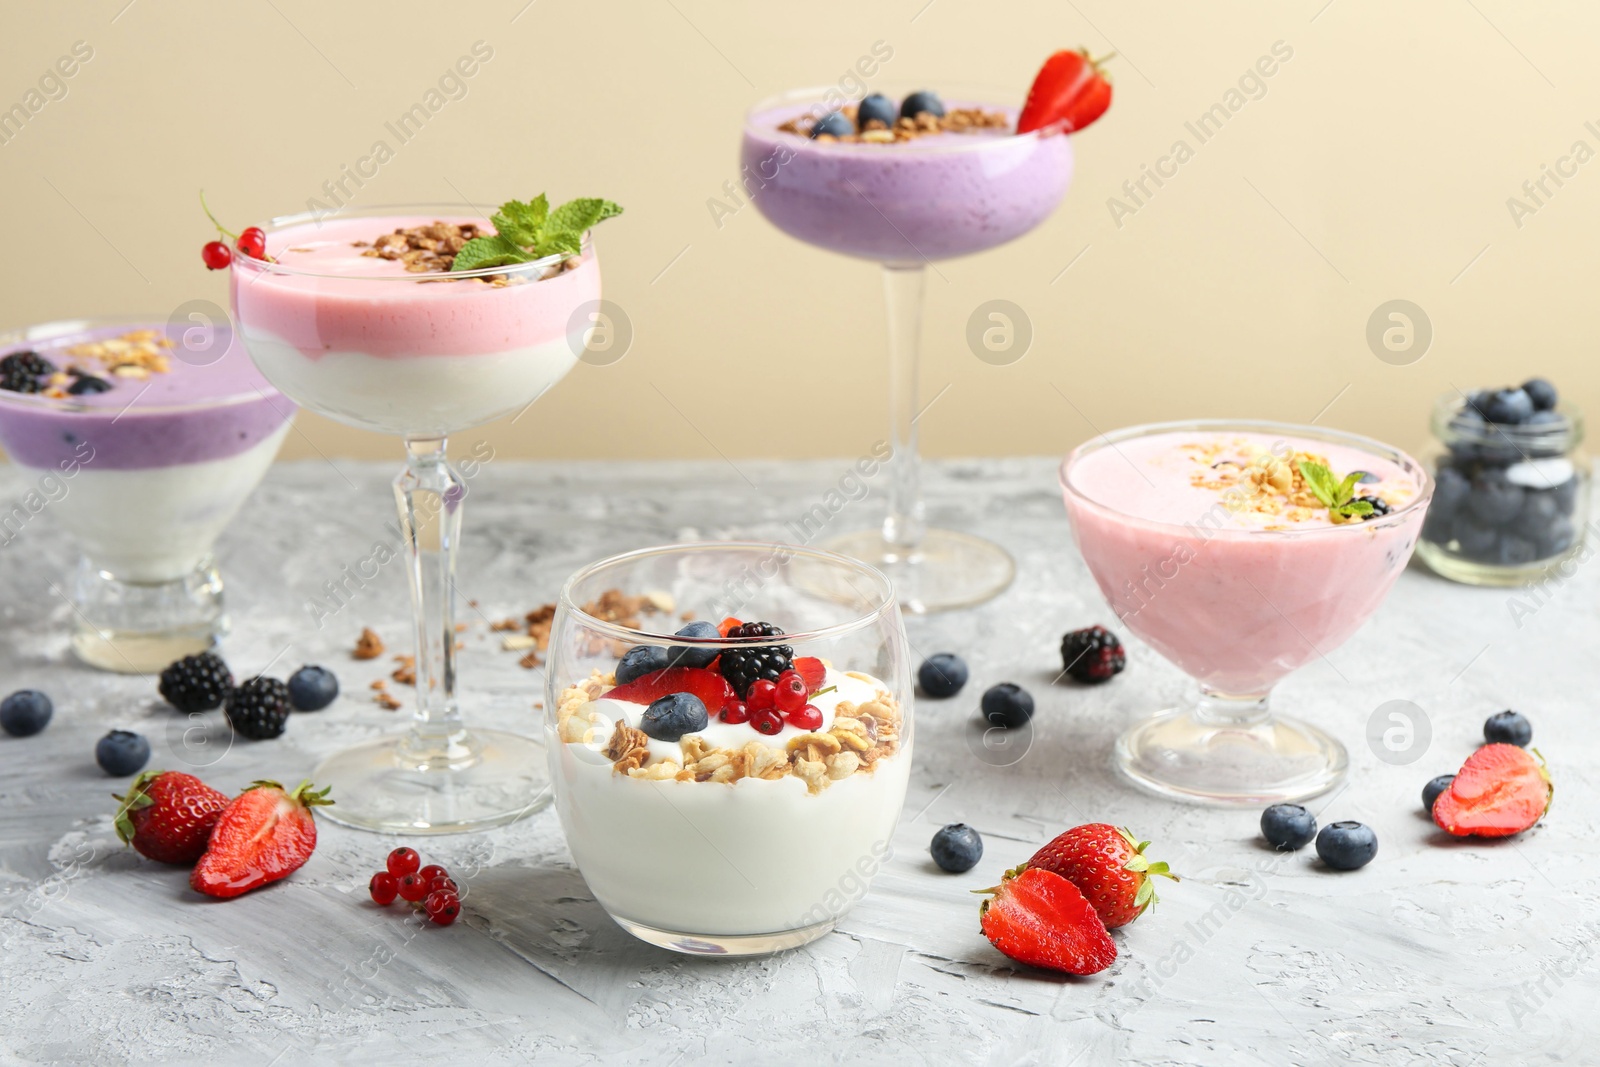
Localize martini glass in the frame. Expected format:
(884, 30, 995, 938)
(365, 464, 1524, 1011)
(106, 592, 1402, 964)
(741, 84, 1075, 613)
(1060, 420, 1433, 805)
(230, 202, 599, 833)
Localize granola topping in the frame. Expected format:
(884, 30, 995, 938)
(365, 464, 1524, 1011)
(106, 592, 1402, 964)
(1180, 439, 1411, 525)
(780, 104, 1012, 143)
(357, 220, 583, 283)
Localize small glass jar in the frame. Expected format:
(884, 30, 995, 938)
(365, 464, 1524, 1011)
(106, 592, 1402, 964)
(1416, 392, 1590, 586)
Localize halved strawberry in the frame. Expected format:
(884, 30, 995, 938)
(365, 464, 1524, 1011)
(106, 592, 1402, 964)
(114, 770, 230, 865)
(190, 780, 333, 899)
(976, 866, 1117, 975)
(1433, 744, 1552, 838)
(606, 666, 734, 710)
(717, 617, 744, 637)
(1017, 48, 1113, 135)
(1026, 823, 1178, 929)
(793, 656, 826, 692)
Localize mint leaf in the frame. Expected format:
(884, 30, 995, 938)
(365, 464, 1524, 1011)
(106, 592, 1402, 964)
(544, 198, 623, 238)
(453, 235, 537, 272)
(492, 195, 548, 245)
(1296, 460, 1338, 508)
(1334, 472, 1363, 507)
(451, 193, 622, 272)
(534, 230, 583, 258)
(1338, 499, 1375, 517)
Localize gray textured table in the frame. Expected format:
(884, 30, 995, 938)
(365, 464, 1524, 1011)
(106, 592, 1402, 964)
(0, 457, 1594, 1066)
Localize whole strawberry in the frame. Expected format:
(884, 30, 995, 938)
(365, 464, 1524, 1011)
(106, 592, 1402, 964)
(977, 865, 1117, 975)
(113, 770, 230, 865)
(1027, 823, 1177, 929)
(191, 780, 333, 899)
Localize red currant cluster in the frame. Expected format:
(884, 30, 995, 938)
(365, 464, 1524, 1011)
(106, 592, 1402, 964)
(367, 846, 461, 926)
(199, 192, 266, 271)
(720, 668, 821, 734)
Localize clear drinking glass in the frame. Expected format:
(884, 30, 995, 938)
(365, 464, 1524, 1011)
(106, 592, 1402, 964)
(741, 84, 1075, 613)
(545, 542, 912, 956)
(230, 202, 599, 834)
(1060, 420, 1433, 805)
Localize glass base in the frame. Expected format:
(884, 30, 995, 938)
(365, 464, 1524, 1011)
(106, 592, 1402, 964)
(70, 556, 224, 673)
(611, 915, 837, 957)
(1114, 707, 1348, 806)
(819, 527, 1014, 614)
(312, 728, 552, 834)
(1415, 538, 1586, 587)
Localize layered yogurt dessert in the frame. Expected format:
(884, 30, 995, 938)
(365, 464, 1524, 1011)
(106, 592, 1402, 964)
(1063, 428, 1429, 695)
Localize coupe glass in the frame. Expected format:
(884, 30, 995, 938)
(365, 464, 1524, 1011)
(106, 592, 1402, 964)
(231, 202, 598, 834)
(741, 84, 1075, 613)
(1060, 420, 1433, 805)
(546, 542, 912, 956)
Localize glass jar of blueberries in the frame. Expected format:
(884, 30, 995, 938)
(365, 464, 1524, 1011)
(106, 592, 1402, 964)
(1417, 378, 1590, 586)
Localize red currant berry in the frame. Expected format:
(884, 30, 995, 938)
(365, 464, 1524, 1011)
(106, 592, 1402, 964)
(775, 671, 807, 714)
(747, 679, 779, 713)
(386, 847, 421, 877)
(719, 701, 749, 725)
(417, 864, 448, 884)
(397, 872, 430, 902)
(786, 704, 823, 731)
(429, 894, 461, 926)
(236, 226, 266, 259)
(751, 709, 784, 735)
(369, 871, 399, 905)
(201, 240, 232, 270)
(429, 876, 458, 895)
(424, 889, 458, 916)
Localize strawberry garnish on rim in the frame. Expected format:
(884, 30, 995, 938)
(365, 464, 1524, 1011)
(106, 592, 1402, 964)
(975, 865, 1117, 975)
(190, 780, 333, 899)
(717, 617, 744, 637)
(1433, 744, 1553, 838)
(1026, 823, 1177, 929)
(1016, 48, 1114, 135)
(792, 656, 826, 692)
(605, 666, 734, 710)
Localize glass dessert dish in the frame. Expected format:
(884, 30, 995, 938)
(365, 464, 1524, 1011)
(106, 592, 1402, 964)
(546, 542, 912, 956)
(1060, 420, 1432, 806)
(231, 202, 601, 834)
(741, 84, 1075, 613)
(0, 316, 293, 672)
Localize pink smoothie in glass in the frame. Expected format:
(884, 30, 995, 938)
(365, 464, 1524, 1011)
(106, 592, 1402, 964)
(739, 98, 1073, 262)
(1062, 429, 1430, 695)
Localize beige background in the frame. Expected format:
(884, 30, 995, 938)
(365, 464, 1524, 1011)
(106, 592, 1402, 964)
(1, 0, 1596, 462)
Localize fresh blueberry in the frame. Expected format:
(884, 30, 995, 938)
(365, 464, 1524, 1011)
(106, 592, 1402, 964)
(809, 111, 854, 138)
(1495, 534, 1538, 566)
(980, 683, 1033, 728)
(1485, 388, 1535, 425)
(1483, 709, 1532, 747)
(1259, 803, 1317, 851)
(918, 653, 969, 698)
(1465, 390, 1494, 417)
(95, 730, 150, 776)
(0, 690, 52, 737)
(665, 621, 720, 669)
(1352, 470, 1380, 484)
(1467, 476, 1524, 527)
(899, 90, 945, 119)
(1432, 467, 1470, 517)
(857, 92, 897, 129)
(639, 692, 709, 742)
(287, 665, 339, 711)
(616, 645, 670, 685)
(1451, 518, 1499, 561)
(1552, 476, 1580, 512)
(1539, 517, 1578, 556)
(1521, 409, 1568, 457)
(1422, 774, 1455, 814)
(1315, 821, 1378, 871)
(929, 823, 983, 873)
(1522, 378, 1558, 411)
(66, 375, 113, 395)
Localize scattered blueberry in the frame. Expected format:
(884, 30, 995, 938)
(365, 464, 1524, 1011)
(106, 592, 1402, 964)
(1259, 803, 1317, 851)
(980, 683, 1033, 729)
(1315, 821, 1378, 871)
(918, 653, 969, 698)
(616, 645, 671, 685)
(666, 621, 721, 670)
(1522, 378, 1558, 411)
(287, 665, 339, 711)
(1483, 709, 1532, 747)
(929, 823, 984, 873)
(0, 690, 52, 737)
(810, 111, 854, 139)
(95, 730, 151, 776)
(1422, 774, 1455, 814)
(639, 692, 709, 742)
(857, 92, 897, 129)
(66, 374, 113, 395)
(899, 90, 945, 119)
(1484, 388, 1535, 425)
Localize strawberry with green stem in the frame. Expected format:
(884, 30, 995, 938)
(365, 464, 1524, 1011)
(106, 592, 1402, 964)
(1026, 823, 1179, 929)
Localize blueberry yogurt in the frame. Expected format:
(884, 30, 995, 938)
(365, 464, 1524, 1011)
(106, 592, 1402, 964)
(1417, 381, 1589, 585)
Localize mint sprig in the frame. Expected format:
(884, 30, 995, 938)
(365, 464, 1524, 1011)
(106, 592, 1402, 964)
(1297, 460, 1375, 523)
(452, 194, 622, 272)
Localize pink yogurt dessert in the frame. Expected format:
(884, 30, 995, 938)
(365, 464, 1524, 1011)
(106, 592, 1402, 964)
(739, 90, 1073, 262)
(231, 214, 600, 436)
(1062, 425, 1431, 695)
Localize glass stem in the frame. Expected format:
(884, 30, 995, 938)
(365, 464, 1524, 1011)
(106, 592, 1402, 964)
(394, 436, 467, 751)
(1195, 686, 1273, 728)
(881, 263, 927, 553)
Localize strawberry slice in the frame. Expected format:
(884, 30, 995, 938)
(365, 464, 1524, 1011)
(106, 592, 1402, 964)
(1433, 744, 1552, 838)
(190, 780, 333, 899)
(1017, 48, 1113, 135)
(976, 866, 1117, 975)
(793, 656, 826, 692)
(717, 617, 744, 637)
(606, 666, 734, 710)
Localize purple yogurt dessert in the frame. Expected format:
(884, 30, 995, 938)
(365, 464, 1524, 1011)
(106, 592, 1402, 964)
(739, 89, 1074, 263)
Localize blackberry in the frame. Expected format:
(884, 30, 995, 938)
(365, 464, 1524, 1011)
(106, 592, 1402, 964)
(717, 621, 794, 697)
(1060, 626, 1125, 684)
(1360, 496, 1393, 521)
(0, 350, 54, 393)
(158, 651, 233, 713)
(225, 677, 291, 740)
